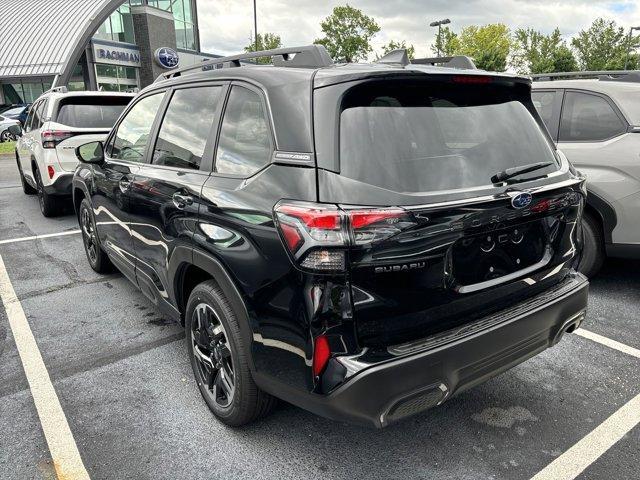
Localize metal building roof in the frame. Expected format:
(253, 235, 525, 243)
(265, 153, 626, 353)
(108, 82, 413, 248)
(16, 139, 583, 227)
(0, 0, 123, 80)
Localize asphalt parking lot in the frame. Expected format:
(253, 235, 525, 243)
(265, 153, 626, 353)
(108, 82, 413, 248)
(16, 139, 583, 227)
(0, 153, 638, 480)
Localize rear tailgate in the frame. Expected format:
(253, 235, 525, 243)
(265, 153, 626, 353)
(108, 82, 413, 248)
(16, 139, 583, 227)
(50, 94, 132, 171)
(314, 74, 585, 348)
(343, 184, 583, 347)
(52, 126, 110, 172)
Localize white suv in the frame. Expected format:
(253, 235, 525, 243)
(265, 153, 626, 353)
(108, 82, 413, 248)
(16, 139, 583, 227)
(14, 88, 133, 216)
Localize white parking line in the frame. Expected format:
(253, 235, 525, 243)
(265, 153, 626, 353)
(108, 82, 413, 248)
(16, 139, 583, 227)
(576, 328, 640, 359)
(530, 328, 640, 480)
(0, 230, 80, 246)
(0, 253, 90, 479)
(530, 392, 640, 480)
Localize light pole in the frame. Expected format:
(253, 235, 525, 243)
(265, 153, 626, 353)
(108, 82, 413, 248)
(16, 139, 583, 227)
(253, 0, 258, 51)
(624, 26, 640, 70)
(430, 18, 451, 57)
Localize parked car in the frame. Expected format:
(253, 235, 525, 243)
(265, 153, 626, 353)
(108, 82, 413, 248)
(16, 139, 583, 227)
(532, 72, 640, 276)
(12, 88, 134, 216)
(73, 46, 589, 428)
(0, 114, 20, 142)
(1, 103, 31, 126)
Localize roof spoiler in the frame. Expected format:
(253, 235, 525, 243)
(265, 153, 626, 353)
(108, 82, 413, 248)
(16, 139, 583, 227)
(412, 55, 477, 70)
(156, 45, 334, 82)
(531, 70, 640, 83)
(375, 51, 477, 70)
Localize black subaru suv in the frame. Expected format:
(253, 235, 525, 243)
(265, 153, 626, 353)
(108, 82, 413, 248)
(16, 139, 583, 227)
(73, 46, 589, 428)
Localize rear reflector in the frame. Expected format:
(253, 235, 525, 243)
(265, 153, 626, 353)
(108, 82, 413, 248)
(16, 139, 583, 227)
(47, 165, 55, 179)
(313, 335, 331, 377)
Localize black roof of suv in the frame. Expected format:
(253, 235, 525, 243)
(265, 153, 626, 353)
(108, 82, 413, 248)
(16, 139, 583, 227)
(73, 45, 589, 428)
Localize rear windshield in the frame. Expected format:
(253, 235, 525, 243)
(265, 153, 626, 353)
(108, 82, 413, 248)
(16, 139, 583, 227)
(339, 80, 559, 193)
(55, 96, 132, 129)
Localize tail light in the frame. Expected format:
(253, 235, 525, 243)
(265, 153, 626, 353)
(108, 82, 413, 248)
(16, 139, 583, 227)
(274, 200, 416, 272)
(41, 130, 74, 149)
(47, 165, 55, 179)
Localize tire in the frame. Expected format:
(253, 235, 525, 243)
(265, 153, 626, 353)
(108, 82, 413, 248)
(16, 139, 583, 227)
(34, 167, 59, 217)
(79, 198, 113, 273)
(1, 130, 14, 142)
(578, 212, 605, 278)
(186, 280, 276, 426)
(16, 154, 36, 195)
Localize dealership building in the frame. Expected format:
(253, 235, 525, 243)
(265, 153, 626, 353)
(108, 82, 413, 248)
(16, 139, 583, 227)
(0, 0, 218, 106)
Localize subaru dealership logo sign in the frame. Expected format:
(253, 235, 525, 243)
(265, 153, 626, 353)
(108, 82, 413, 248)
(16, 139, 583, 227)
(510, 192, 533, 209)
(154, 47, 180, 69)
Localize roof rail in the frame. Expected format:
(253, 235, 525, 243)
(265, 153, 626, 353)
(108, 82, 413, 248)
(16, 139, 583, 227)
(531, 70, 640, 83)
(43, 85, 68, 95)
(412, 55, 477, 70)
(156, 45, 333, 82)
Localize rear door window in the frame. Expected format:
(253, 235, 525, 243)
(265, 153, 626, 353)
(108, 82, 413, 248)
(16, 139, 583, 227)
(339, 80, 559, 193)
(559, 91, 626, 141)
(109, 93, 164, 163)
(55, 96, 132, 128)
(215, 86, 273, 176)
(151, 86, 222, 170)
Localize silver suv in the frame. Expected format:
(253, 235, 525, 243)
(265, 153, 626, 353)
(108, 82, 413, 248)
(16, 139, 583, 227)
(532, 73, 640, 276)
(13, 87, 133, 216)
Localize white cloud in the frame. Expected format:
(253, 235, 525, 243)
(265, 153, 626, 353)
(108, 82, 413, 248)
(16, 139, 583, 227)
(196, 0, 640, 59)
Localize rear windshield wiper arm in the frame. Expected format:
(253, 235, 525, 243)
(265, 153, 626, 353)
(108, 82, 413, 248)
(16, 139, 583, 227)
(491, 162, 553, 184)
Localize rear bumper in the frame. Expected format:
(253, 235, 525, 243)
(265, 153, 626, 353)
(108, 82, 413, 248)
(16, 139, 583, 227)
(275, 273, 589, 428)
(43, 173, 73, 196)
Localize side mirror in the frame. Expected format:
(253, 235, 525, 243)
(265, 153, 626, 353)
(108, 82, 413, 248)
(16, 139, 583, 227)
(76, 141, 104, 164)
(8, 124, 22, 137)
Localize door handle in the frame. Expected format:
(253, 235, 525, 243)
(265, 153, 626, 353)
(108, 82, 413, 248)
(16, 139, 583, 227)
(119, 178, 131, 192)
(173, 192, 194, 209)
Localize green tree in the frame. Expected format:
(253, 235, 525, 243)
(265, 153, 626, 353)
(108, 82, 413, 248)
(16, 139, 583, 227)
(314, 5, 380, 62)
(512, 28, 578, 74)
(380, 40, 415, 60)
(244, 33, 283, 64)
(571, 18, 639, 70)
(456, 24, 511, 71)
(431, 26, 460, 57)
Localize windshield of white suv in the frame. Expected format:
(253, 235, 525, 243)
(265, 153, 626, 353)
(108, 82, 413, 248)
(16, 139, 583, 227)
(55, 96, 132, 129)
(339, 80, 559, 193)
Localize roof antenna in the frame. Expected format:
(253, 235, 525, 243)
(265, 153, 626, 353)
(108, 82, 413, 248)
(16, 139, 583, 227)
(376, 49, 410, 67)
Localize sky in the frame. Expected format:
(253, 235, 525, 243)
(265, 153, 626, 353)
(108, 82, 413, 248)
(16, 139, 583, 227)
(196, 0, 640, 59)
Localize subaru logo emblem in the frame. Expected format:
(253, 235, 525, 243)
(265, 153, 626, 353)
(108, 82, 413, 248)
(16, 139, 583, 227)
(154, 47, 180, 69)
(510, 192, 533, 209)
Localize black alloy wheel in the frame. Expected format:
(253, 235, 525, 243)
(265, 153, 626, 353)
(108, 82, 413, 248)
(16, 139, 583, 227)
(191, 302, 236, 409)
(81, 206, 99, 267)
(185, 281, 276, 426)
(79, 198, 112, 273)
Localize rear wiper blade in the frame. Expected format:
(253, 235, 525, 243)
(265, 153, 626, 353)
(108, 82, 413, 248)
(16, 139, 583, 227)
(491, 162, 553, 184)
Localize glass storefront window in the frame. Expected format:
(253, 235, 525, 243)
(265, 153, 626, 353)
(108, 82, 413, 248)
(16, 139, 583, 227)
(96, 63, 139, 92)
(94, 4, 135, 44)
(93, 0, 197, 53)
(2, 81, 53, 104)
